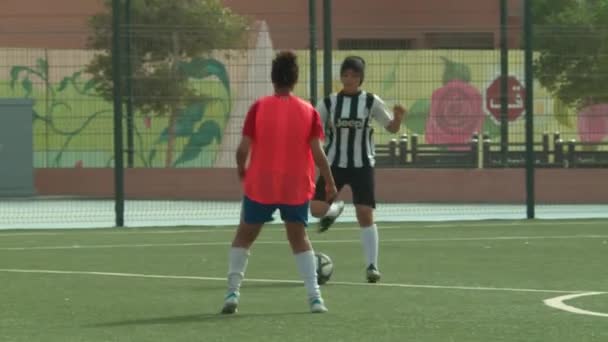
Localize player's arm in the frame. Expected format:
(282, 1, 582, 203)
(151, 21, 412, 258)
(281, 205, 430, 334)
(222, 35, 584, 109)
(310, 108, 337, 200)
(372, 96, 406, 134)
(385, 105, 406, 133)
(315, 99, 330, 130)
(236, 136, 251, 180)
(236, 101, 258, 180)
(310, 138, 337, 200)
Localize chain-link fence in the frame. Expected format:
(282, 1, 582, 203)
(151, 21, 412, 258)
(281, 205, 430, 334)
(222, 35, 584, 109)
(1, 0, 607, 228)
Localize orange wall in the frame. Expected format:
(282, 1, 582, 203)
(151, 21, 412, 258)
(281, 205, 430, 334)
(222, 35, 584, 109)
(0, 0, 521, 49)
(223, 0, 522, 48)
(0, 0, 104, 49)
(35, 168, 608, 204)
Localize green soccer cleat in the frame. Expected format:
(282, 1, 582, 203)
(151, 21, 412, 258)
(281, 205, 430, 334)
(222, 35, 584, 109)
(366, 264, 381, 283)
(318, 201, 345, 233)
(220, 292, 239, 314)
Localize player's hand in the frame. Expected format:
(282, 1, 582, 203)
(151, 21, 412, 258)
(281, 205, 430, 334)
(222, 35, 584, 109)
(393, 105, 406, 120)
(325, 183, 338, 202)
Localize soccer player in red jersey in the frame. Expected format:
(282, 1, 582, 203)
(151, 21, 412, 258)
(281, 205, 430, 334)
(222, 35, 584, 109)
(221, 51, 337, 314)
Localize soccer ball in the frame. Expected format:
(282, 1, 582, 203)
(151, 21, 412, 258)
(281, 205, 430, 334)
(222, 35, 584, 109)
(315, 252, 334, 285)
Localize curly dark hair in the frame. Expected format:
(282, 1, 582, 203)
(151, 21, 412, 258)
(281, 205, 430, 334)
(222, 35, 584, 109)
(271, 50, 299, 88)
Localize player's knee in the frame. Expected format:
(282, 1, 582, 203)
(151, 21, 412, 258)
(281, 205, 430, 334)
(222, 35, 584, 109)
(232, 236, 254, 249)
(355, 206, 374, 226)
(310, 200, 329, 217)
(287, 233, 312, 254)
(232, 222, 261, 248)
(288, 237, 312, 254)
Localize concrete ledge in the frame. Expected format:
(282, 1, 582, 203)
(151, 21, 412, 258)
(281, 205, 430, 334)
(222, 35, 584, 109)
(34, 168, 608, 204)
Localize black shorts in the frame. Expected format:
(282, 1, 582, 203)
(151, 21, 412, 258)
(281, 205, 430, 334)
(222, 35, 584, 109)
(313, 166, 376, 208)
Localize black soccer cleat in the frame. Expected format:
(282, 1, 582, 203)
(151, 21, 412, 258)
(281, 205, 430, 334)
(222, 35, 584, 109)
(318, 201, 345, 233)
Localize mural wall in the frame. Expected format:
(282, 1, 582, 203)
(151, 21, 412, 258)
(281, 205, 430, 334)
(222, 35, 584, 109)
(2, 48, 607, 168)
(294, 50, 608, 148)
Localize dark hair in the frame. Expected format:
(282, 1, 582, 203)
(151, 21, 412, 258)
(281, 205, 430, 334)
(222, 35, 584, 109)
(340, 56, 366, 84)
(271, 51, 299, 88)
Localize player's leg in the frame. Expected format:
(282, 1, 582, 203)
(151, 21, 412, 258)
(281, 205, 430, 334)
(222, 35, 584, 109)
(351, 167, 381, 283)
(310, 167, 346, 233)
(280, 202, 328, 313)
(221, 196, 273, 314)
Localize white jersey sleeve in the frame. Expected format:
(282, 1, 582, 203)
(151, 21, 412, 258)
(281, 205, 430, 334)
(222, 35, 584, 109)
(370, 94, 393, 128)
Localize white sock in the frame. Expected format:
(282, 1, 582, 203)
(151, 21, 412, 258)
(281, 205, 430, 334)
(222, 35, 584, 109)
(325, 202, 341, 217)
(227, 247, 249, 294)
(294, 250, 321, 300)
(361, 224, 379, 267)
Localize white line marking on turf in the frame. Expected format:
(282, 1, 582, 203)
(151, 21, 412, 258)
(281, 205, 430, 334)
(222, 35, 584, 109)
(0, 225, 404, 236)
(0, 268, 603, 295)
(2, 219, 606, 236)
(423, 220, 606, 229)
(543, 292, 608, 318)
(0, 232, 59, 236)
(0, 234, 606, 251)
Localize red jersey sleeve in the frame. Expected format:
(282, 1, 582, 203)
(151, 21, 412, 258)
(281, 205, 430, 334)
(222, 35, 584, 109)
(310, 108, 325, 140)
(242, 101, 259, 138)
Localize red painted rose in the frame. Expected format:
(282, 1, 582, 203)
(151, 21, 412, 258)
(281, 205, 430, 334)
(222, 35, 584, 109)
(425, 80, 485, 147)
(578, 104, 608, 143)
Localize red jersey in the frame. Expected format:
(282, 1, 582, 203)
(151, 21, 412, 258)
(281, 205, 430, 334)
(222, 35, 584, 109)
(242, 94, 324, 205)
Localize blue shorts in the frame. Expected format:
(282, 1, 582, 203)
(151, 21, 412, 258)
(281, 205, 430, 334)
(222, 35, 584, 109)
(241, 196, 309, 226)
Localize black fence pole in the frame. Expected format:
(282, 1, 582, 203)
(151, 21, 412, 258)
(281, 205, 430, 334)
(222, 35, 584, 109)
(125, 0, 134, 168)
(323, 0, 332, 97)
(500, 0, 509, 166)
(309, 0, 318, 105)
(524, 0, 535, 219)
(112, 0, 125, 227)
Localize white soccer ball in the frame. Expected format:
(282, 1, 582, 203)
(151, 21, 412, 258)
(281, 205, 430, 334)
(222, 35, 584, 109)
(315, 252, 334, 285)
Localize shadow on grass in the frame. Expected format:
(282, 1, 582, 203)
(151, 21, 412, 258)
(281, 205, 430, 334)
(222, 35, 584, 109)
(192, 281, 304, 291)
(88, 311, 312, 327)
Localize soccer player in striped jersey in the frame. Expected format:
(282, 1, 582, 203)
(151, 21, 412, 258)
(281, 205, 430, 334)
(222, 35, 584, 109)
(311, 56, 406, 283)
(221, 51, 338, 314)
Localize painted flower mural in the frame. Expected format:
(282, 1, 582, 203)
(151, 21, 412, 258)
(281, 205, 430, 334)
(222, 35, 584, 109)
(425, 57, 484, 146)
(8, 56, 230, 168)
(578, 104, 608, 143)
(10, 57, 112, 167)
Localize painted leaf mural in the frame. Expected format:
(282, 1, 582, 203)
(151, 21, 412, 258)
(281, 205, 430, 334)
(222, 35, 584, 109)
(440, 56, 472, 85)
(405, 98, 430, 134)
(483, 116, 501, 138)
(157, 103, 206, 143)
(9, 58, 111, 167)
(172, 120, 222, 167)
(178, 57, 231, 115)
(149, 57, 232, 168)
(553, 98, 575, 128)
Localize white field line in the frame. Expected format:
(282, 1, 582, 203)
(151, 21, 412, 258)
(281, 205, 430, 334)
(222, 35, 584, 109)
(0, 232, 61, 236)
(0, 268, 604, 295)
(423, 220, 607, 228)
(1, 219, 606, 236)
(0, 225, 400, 236)
(0, 235, 607, 251)
(543, 292, 608, 318)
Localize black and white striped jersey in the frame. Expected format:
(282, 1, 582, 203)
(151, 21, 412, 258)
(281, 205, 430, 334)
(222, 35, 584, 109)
(317, 91, 393, 168)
